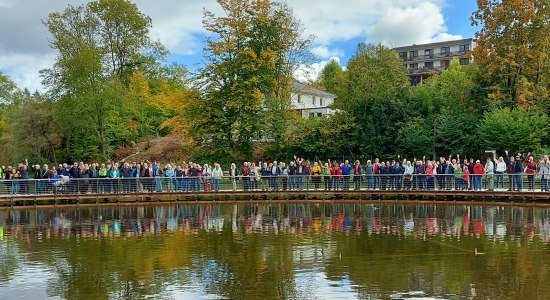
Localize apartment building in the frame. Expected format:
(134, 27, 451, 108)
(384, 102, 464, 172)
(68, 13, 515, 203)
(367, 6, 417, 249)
(394, 38, 476, 85)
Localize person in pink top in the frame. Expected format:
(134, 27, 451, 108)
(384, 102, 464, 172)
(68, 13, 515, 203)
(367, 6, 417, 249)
(462, 165, 470, 190)
(425, 161, 435, 190)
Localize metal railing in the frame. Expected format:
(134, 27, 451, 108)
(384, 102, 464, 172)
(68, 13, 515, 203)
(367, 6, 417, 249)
(0, 174, 548, 197)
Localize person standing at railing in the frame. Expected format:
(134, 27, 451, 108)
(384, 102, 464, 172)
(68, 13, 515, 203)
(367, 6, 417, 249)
(388, 161, 397, 190)
(312, 161, 322, 190)
(280, 162, 288, 191)
(425, 161, 435, 190)
(403, 161, 413, 190)
(242, 162, 250, 191)
(330, 160, 340, 190)
(261, 162, 269, 191)
(341, 160, 352, 190)
(322, 161, 331, 190)
(120, 162, 131, 193)
(539, 155, 550, 192)
(98, 164, 107, 193)
(513, 154, 524, 191)
(525, 155, 538, 191)
(141, 162, 154, 192)
(153, 161, 163, 192)
(365, 160, 374, 190)
(212, 163, 223, 192)
(108, 164, 121, 193)
(373, 159, 381, 189)
(436, 157, 446, 190)
(473, 160, 484, 191)
(454, 164, 463, 190)
(353, 160, 362, 190)
(485, 157, 495, 191)
(271, 161, 281, 191)
(18, 161, 30, 194)
(462, 165, 470, 190)
(507, 156, 516, 191)
(379, 162, 387, 190)
(495, 157, 507, 190)
(229, 163, 239, 191)
(444, 160, 454, 190)
(164, 164, 175, 192)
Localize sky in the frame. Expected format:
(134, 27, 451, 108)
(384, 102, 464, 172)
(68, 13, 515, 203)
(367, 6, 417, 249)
(0, 0, 478, 92)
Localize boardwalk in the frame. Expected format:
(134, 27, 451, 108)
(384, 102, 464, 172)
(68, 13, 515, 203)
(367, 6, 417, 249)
(0, 174, 548, 206)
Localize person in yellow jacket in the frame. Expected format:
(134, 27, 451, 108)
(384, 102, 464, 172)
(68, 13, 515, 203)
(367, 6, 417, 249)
(312, 162, 322, 190)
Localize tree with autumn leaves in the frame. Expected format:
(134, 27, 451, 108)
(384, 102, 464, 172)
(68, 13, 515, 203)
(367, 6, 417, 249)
(472, 0, 549, 108)
(0, 0, 548, 164)
(188, 0, 312, 162)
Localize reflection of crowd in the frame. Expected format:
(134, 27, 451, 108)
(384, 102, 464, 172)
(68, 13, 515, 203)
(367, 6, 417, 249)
(1, 204, 550, 245)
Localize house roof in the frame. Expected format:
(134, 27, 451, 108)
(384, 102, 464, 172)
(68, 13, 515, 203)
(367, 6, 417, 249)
(292, 80, 336, 98)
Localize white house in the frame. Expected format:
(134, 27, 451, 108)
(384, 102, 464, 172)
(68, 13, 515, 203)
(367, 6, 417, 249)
(291, 81, 336, 119)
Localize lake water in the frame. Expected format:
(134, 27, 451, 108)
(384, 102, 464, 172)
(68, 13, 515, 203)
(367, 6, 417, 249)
(0, 202, 549, 299)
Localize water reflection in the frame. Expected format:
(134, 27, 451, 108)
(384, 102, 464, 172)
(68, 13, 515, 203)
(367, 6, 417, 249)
(0, 202, 549, 299)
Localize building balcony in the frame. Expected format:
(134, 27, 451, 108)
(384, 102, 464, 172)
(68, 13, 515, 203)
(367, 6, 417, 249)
(406, 66, 444, 75)
(402, 50, 469, 62)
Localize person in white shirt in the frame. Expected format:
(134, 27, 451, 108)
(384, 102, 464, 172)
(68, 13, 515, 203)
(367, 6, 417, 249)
(495, 156, 507, 190)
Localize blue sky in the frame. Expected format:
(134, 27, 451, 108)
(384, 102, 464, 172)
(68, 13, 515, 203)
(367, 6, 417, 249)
(0, 0, 480, 91)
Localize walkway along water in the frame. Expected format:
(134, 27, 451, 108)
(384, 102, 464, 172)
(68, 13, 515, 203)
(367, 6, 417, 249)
(0, 174, 548, 206)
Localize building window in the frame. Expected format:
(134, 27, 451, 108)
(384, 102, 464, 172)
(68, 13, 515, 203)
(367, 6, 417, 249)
(424, 61, 433, 68)
(459, 58, 470, 65)
(459, 44, 470, 52)
(409, 50, 418, 59)
(424, 49, 433, 58)
(440, 47, 450, 56)
(409, 63, 418, 70)
(441, 60, 450, 69)
(312, 96, 316, 106)
(297, 94, 301, 104)
(399, 52, 407, 60)
(319, 98, 323, 106)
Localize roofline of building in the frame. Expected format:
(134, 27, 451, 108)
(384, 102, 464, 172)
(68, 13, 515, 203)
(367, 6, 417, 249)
(293, 80, 337, 99)
(393, 38, 474, 50)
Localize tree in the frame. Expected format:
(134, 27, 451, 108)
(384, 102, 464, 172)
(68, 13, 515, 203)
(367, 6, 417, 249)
(478, 108, 549, 153)
(338, 43, 409, 158)
(42, 0, 165, 160)
(317, 59, 345, 95)
(192, 0, 312, 162)
(472, 0, 549, 107)
(7, 93, 62, 164)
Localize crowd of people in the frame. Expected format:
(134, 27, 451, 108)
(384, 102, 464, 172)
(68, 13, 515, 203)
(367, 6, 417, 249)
(0, 151, 549, 195)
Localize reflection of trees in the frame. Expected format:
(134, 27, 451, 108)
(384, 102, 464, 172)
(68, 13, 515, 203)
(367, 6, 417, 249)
(0, 203, 549, 299)
(0, 240, 20, 283)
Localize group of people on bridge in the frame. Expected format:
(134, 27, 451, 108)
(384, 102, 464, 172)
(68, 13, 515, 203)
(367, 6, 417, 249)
(0, 151, 549, 195)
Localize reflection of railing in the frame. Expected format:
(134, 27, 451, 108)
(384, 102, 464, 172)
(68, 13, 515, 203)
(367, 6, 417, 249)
(0, 174, 548, 197)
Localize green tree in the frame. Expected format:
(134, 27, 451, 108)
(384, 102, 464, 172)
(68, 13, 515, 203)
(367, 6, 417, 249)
(42, 0, 165, 160)
(7, 93, 62, 164)
(192, 0, 312, 162)
(338, 43, 409, 158)
(317, 59, 345, 96)
(478, 108, 549, 153)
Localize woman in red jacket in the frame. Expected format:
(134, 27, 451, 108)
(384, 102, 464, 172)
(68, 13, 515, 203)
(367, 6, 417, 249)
(473, 160, 485, 191)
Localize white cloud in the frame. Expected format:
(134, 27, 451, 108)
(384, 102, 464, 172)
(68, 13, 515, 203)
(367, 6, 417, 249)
(0, 53, 56, 92)
(0, 0, 464, 91)
(311, 46, 344, 59)
(369, 1, 462, 47)
(294, 57, 342, 83)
